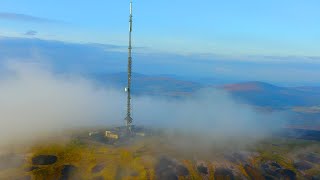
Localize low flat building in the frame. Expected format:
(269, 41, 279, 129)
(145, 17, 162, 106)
(105, 131, 119, 140)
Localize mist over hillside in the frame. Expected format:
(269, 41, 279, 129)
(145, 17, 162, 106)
(89, 72, 320, 108)
(0, 61, 292, 146)
(1, 37, 320, 136)
(0, 37, 319, 142)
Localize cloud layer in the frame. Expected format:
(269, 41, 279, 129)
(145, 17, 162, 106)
(24, 30, 38, 36)
(0, 12, 59, 23)
(0, 61, 286, 146)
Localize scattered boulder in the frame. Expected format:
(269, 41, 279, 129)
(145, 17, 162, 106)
(261, 161, 282, 177)
(294, 161, 313, 171)
(158, 170, 178, 180)
(261, 161, 296, 180)
(197, 164, 208, 175)
(60, 165, 78, 180)
(91, 163, 106, 174)
(270, 162, 281, 169)
(277, 169, 296, 180)
(214, 168, 234, 180)
(175, 165, 189, 176)
(155, 158, 189, 178)
(32, 155, 57, 165)
(155, 157, 178, 180)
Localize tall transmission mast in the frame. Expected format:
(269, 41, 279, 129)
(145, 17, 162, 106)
(125, 0, 133, 133)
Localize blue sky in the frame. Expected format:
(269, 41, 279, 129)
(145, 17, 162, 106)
(0, 0, 319, 56)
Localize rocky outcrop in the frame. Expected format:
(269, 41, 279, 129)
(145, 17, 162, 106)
(32, 155, 57, 165)
(60, 165, 78, 180)
(155, 158, 178, 180)
(175, 164, 189, 177)
(155, 157, 189, 180)
(197, 164, 208, 175)
(214, 168, 234, 180)
(261, 161, 296, 180)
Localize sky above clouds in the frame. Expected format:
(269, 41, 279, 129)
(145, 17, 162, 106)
(0, 0, 319, 56)
(0, 1, 320, 86)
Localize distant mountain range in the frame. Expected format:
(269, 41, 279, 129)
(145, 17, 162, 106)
(90, 72, 203, 97)
(220, 81, 320, 108)
(90, 72, 320, 109)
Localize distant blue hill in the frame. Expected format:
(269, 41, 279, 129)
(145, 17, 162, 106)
(89, 72, 204, 97)
(221, 81, 320, 108)
(90, 73, 320, 108)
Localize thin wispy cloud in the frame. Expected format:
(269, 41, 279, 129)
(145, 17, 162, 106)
(24, 30, 38, 36)
(0, 12, 60, 23)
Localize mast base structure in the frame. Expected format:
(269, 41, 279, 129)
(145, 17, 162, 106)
(125, 115, 133, 134)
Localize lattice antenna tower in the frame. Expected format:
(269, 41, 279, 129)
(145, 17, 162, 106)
(124, 0, 133, 133)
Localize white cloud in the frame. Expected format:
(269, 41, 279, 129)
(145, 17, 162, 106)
(0, 61, 286, 146)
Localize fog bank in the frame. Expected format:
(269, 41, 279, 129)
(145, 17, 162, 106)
(0, 61, 286, 145)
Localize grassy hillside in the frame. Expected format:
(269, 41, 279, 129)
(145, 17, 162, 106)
(0, 132, 319, 180)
